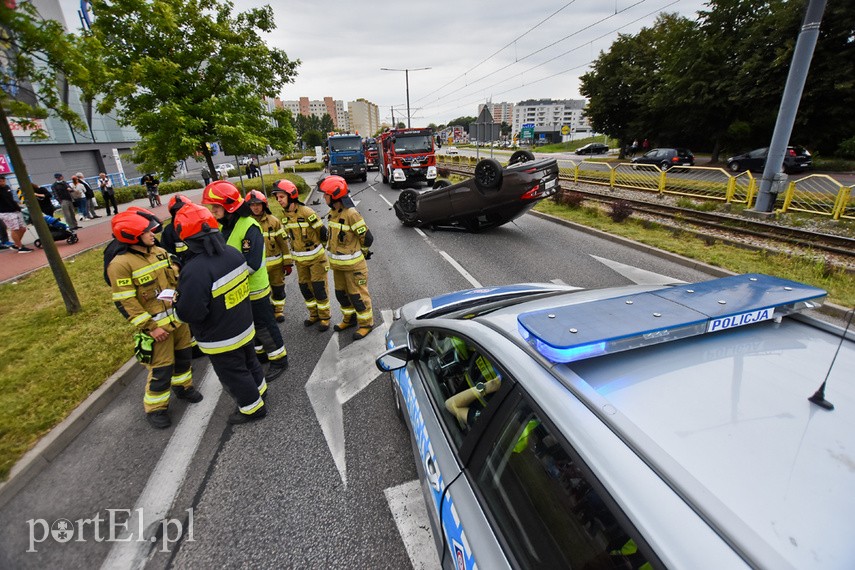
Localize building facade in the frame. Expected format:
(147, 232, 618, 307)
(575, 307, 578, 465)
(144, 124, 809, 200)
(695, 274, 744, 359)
(511, 99, 592, 143)
(280, 97, 351, 131)
(347, 99, 380, 137)
(477, 102, 514, 125)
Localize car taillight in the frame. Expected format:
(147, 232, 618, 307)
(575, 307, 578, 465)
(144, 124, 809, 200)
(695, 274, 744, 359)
(788, 149, 797, 157)
(521, 184, 541, 200)
(671, 156, 679, 162)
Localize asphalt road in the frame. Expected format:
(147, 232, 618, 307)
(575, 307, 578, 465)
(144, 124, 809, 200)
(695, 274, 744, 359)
(0, 168, 720, 569)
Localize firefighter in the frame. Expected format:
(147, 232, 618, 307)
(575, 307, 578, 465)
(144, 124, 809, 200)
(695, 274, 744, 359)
(201, 181, 289, 380)
(106, 208, 202, 429)
(271, 179, 331, 330)
(160, 194, 191, 265)
(173, 203, 267, 424)
(319, 175, 375, 340)
(246, 190, 293, 323)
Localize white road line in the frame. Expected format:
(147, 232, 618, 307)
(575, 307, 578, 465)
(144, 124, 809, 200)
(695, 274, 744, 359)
(378, 194, 393, 207)
(590, 255, 685, 285)
(385, 479, 441, 570)
(414, 229, 482, 288)
(100, 368, 222, 570)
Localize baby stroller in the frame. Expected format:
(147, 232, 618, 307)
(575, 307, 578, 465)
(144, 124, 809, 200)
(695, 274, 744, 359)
(26, 211, 79, 248)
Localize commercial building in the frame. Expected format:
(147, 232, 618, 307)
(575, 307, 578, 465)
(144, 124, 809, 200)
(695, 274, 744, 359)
(347, 99, 380, 137)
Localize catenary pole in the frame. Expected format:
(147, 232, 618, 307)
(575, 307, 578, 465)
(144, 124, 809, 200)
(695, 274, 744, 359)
(381, 67, 431, 128)
(753, 0, 826, 213)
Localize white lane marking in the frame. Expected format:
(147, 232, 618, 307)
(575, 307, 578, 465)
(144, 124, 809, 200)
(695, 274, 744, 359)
(306, 310, 393, 487)
(378, 194, 393, 207)
(550, 278, 568, 286)
(590, 255, 686, 285)
(385, 479, 441, 570)
(100, 368, 222, 570)
(413, 228, 482, 288)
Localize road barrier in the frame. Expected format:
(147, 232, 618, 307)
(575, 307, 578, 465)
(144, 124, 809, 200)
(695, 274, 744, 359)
(439, 156, 852, 220)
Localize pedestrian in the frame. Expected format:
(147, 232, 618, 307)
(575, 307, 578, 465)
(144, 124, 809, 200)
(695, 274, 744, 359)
(76, 172, 100, 218)
(0, 217, 11, 249)
(69, 175, 91, 221)
(173, 203, 268, 424)
(631, 140, 639, 157)
(105, 207, 202, 429)
(245, 164, 252, 179)
(250, 162, 260, 178)
(246, 190, 293, 323)
(202, 181, 289, 381)
(272, 179, 331, 330)
(275, 157, 281, 170)
(160, 194, 191, 265)
(319, 175, 375, 340)
(98, 173, 119, 215)
(642, 138, 649, 152)
(142, 173, 161, 207)
(200, 166, 211, 187)
(33, 183, 55, 216)
(52, 173, 78, 229)
(0, 175, 33, 253)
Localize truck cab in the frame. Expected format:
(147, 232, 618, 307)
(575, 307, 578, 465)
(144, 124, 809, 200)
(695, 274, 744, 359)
(378, 128, 437, 189)
(326, 134, 368, 182)
(363, 137, 380, 171)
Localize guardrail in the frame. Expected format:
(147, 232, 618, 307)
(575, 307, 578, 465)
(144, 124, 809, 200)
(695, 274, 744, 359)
(438, 156, 852, 220)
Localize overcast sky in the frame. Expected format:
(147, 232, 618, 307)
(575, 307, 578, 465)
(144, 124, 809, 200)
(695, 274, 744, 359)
(62, 0, 710, 126)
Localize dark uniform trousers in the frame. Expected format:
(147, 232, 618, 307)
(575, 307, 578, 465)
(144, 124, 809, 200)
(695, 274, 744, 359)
(252, 296, 286, 361)
(208, 342, 268, 413)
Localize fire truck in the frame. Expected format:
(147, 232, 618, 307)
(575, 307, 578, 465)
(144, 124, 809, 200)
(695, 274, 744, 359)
(363, 137, 380, 171)
(378, 128, 436, 189)
(326, 134, 368, 182)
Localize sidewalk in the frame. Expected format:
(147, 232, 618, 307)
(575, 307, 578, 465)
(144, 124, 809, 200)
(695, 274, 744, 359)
(0, 187, 205, 284)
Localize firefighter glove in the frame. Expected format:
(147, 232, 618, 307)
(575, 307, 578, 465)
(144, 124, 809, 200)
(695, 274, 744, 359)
(361, 247, 373, 260)
(284, 264, 293, 276)
(133, 331, 155, 364)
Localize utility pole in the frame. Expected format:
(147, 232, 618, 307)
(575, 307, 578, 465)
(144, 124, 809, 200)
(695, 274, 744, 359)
(381, 67, 431, 128)
(753, 0, 826, 213)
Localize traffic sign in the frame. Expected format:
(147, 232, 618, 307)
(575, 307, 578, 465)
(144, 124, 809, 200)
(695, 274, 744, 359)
(561, 125, 570, 135)
(0, 155, 12, 175)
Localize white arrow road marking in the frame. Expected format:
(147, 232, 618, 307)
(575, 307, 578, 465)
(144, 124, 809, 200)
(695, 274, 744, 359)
(385, 479, 441, 570)
(306, 310, 393, 486)
(100, 368, 222, 570)
(590, 255, 686, 285)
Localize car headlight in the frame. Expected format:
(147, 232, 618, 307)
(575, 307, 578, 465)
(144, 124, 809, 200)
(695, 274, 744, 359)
(393, 168, 406, 181)
(426, 166, 437, 179)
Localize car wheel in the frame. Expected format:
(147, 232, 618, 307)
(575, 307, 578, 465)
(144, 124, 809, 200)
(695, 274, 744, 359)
(729, 162, 741, 172)
(398, 189, 419, 214)
(509, 150, 535, 165)
(361, 173, 367, 182)
(474, 158, 503, 191)
(660, 161, 671, 171)
(432, 178, 452, 190)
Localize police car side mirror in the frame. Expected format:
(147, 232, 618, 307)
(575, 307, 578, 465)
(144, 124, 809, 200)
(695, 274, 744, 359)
(375, 346, 411, 372)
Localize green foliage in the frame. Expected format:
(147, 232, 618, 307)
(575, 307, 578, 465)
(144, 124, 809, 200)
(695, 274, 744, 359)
(303, 129, 324, 148)
(290, 162, 325, 172)
(87, 0, 299, 177)
(836, 136, 855, 160)
(320, 113, 335, 134)
(447, 116, 477, 130)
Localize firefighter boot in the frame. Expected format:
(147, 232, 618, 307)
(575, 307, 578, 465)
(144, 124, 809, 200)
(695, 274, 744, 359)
(334, 320, 355, 332)
(353, 324, 375, 341)
(266, 355, 289, 382)
(304, 315, 319, 327)
(146, 410, 171, 429)
(274, 305, 285, 323)
(174, 386, 204, 403)
(317, 320, 330, 332)
(228, 404, 268, 425)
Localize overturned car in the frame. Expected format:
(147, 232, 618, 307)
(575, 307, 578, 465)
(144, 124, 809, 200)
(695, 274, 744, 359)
(393, 151, 560, 232)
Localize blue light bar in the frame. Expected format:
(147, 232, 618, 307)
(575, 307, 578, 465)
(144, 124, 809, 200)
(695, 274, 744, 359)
(518, 274, 826, 363)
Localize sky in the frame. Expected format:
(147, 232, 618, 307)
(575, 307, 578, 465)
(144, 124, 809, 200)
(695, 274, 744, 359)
(61, 0, 710, 126)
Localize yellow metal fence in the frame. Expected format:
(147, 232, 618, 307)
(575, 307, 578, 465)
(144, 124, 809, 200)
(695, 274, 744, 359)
(438, 156, 851, 220)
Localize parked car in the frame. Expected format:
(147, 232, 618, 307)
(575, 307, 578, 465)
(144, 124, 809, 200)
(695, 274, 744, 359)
(376, 273, 852, 570)
(393, 151, 559, 232)
(298, 155, 317, 164)
(574, 142, 609, 155)
(216, 163, 234, 176)
(445, 146, 459, 155)
(726, 146, 812, 174)
(631, 147, 695, 170)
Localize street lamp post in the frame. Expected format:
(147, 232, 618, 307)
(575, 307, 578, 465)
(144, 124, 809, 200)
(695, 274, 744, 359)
(381, 67, 431, 128)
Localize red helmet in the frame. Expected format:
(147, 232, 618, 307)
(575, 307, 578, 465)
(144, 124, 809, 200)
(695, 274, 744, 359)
(245, 189, 271, 214)
(202, 180, 243, 213)
(319, 175, 348, 200)
(174, 203, 219, 241)
(271, 179, 299, 200)
(112, 208, 161, 244)
(167, 194, 191, 216)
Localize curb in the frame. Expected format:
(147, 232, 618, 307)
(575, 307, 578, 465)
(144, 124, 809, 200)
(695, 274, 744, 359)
(0, 357, 140, 510)
(530, 210, 852, 321)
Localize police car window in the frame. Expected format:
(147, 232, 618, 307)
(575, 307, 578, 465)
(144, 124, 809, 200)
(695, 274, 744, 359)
(416, 330, 504, 449)
(475, 400, 653, 570)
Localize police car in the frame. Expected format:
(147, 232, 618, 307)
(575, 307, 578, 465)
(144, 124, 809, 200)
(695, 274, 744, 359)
(376, 274, 855, 569)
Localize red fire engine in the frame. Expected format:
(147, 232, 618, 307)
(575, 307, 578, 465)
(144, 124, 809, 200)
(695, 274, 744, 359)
(378, 128, 436, 189)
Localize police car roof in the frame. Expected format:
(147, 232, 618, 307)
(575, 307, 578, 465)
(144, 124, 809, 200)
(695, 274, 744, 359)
(472, 277, 855, 569)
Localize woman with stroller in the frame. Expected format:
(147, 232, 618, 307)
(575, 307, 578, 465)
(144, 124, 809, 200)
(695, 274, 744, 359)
(76, 172, 101, 218)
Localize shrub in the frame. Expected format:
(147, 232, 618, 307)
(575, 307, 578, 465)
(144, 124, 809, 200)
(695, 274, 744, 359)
(437, 166, 451, 178)
(608, 200, 633, 222)
(561, 191, 585, 208)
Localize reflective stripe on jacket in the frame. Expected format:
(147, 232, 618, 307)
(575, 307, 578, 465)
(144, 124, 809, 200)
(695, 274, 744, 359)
(107, 245, 180, 332)
(226, 216, 271, 300)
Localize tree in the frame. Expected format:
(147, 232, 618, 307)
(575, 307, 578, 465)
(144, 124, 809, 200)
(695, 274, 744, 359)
(396, 122, 406, 129)
(320, 113, 335, 134)
(0, 1, 94, 313)
(267, 108, 296, 154)
(446, 116, 476, 131)
(302, 129, 324, 148)
(88, 0, 299, 178)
